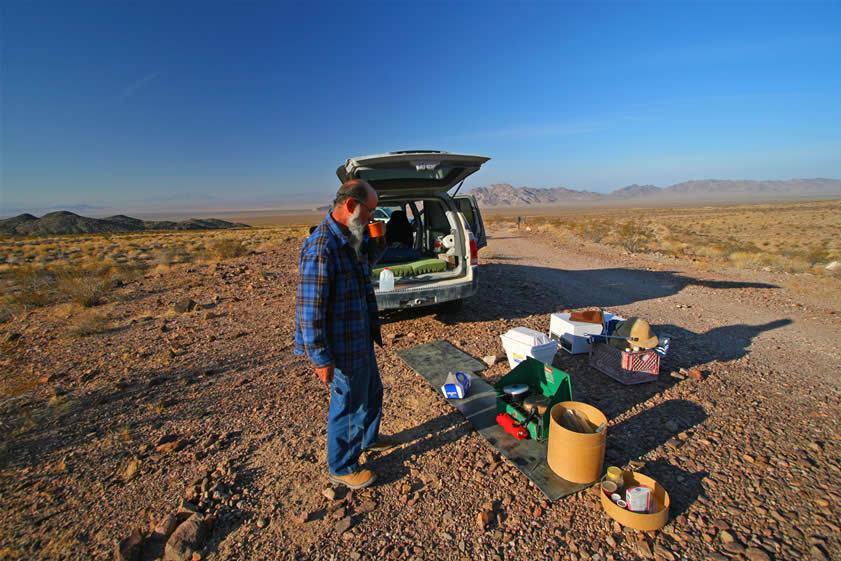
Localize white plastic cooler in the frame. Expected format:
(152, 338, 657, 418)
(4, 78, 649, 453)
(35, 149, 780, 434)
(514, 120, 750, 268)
(500, 327, 558, 368)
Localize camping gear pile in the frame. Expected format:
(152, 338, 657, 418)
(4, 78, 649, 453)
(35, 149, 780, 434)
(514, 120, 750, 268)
(485, 309, 672, 528)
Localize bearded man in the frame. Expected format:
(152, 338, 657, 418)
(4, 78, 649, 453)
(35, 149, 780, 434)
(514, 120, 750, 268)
(294, 179, 394, 489)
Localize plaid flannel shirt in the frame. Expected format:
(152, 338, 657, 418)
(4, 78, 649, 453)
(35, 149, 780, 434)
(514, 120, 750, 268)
(294, 213, 381, 372)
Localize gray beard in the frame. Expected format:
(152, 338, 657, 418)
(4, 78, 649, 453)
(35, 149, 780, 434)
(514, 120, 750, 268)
(348, 208, 366, 255)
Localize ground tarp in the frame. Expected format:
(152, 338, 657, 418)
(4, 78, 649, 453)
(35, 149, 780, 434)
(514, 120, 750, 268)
(396, 340, 589, 501)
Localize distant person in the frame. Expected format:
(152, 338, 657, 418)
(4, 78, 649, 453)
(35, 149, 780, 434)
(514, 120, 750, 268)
(295, 179, 395, 489)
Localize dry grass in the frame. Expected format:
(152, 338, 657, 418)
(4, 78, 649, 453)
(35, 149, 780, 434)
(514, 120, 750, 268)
(0, 226, 310, 324)
(66, 308, 110, 337)
(488, 199, 841, 275)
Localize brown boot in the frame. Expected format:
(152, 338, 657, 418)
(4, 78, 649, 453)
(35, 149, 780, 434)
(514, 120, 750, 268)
(329, 469, 377, 489)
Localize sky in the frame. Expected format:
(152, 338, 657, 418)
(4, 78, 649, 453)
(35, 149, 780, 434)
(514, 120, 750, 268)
(1, 0, 840, 215)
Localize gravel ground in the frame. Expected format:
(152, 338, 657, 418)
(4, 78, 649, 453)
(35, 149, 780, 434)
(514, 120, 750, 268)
(1, 224, 839, 561)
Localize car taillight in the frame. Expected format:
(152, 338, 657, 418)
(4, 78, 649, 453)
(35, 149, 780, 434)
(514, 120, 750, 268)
(469, 233, 479, 265)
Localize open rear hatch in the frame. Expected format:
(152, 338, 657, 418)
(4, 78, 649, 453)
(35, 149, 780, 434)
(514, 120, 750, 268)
(337, 150, 491, 196)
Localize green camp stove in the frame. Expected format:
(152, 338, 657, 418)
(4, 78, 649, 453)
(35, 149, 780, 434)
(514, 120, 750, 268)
(495, 357, 573, 440)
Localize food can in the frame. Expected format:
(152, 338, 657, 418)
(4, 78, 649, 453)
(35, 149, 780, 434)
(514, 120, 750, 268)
(606, 466, 624, 487)
(601, 481, 618, 496)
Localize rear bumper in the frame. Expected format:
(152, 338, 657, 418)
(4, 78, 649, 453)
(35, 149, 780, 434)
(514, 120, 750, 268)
(375, 269, 479, 310)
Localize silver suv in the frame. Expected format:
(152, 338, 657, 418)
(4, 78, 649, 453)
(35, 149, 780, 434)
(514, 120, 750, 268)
(337, 150, 490, 310)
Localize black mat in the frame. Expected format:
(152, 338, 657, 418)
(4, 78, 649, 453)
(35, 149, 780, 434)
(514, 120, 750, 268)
(396, 340, 588, 501)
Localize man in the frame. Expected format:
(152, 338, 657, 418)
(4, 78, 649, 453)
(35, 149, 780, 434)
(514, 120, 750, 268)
(295, 179, 394, 489)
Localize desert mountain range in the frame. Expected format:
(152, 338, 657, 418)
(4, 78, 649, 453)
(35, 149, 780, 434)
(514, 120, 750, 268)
(467, 178, 841, 206)
(0, 211, 250, 236)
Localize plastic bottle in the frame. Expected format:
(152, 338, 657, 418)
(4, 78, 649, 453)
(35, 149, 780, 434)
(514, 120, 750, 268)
(379, 267, 394, 291)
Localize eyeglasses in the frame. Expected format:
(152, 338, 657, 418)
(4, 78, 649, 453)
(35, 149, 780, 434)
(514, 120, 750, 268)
(354, 199, 377, 214)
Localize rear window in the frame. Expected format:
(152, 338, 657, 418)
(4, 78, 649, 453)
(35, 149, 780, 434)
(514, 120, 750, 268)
(359, 166, 460, 183)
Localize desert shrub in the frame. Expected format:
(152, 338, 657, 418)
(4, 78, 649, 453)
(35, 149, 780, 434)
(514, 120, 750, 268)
(614, 220, 655, 253)
(805, 245, 830, 266)
(658, 238, 688, 257)
(67, 309, 109, 337)
(1, 265, 56, 314)
(56, 272, 110, 307)
(728, 251, 767, 268)
(207, 238, 247, 259)
(569, 219, 610, 243)
(693, 246, 726, 259)
(150, 249, 174, 267)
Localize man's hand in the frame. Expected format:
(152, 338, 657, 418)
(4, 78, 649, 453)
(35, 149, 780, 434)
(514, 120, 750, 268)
(315, 365, 334, 385)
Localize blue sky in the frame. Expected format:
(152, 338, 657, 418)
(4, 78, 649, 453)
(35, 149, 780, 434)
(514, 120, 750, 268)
(1, 0, 840, 215)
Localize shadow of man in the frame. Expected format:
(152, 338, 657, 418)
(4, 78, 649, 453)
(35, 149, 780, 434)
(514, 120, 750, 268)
(660, 318, 793, 366)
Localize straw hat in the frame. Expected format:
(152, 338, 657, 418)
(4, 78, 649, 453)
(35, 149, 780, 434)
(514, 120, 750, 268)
(610, 317, 659, 350)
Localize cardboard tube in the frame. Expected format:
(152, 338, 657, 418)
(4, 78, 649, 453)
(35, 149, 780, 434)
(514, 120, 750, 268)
(547, 401, 607, 484)
(599, 472, 670, 530)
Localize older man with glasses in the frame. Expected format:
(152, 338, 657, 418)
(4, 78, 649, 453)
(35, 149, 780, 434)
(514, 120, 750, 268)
(294, 179, 395, 489)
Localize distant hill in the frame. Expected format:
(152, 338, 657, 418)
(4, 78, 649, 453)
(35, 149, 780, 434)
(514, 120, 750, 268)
(0, 211, 251, 236)
(468, 178, 841, 206)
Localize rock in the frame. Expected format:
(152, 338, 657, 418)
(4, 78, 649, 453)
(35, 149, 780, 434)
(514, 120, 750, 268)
(723, 541, 745, 554)
(357, 500, 376, 514)
(256, 517, 268, 529)
(670, 371, 686, 380)
(165, 516, 208, 561)
(122, 458, 140, 482)
(177, 500, 201, 518)
(634, 540, 653, 558)
(477, 510, 495, 529)
(687, 368, 703, 380)
(174, 298, 197, 313)
(153, 514, 178, 539)
(653, 544, 675, 561)
(825, 261, 840, 271)
(745, 547, 771, 561)
(115, 529, 143, 561)
(719, 530, 735, 543)
(810, 545, 830, 561)
(335, 516, 352, 534)
(483, 355, 498, 367)
(323, 487, 337, 501)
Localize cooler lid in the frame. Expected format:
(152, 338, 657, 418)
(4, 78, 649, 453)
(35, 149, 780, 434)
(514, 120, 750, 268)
(502, 327, 554, 347)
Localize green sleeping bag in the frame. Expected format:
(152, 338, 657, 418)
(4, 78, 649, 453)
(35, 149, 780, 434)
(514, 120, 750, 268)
(372, 258, 448, 278)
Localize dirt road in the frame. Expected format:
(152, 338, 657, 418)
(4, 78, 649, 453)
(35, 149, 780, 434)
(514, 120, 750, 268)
(1, 224, 839, 561)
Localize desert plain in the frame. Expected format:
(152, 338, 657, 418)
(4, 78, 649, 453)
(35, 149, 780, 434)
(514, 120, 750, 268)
(1, 199, 840, 561)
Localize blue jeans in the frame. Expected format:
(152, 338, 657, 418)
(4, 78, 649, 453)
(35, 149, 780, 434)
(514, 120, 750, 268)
(327, 353, 383, 476)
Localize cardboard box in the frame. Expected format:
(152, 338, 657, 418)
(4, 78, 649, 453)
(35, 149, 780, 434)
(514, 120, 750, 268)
(550, 312, 614, 354)
(546, 401, 607, 484)
(600, 471, 670, 531)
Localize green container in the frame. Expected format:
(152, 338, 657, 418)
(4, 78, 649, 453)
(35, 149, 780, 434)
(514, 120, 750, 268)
(495, 357, 573, 440)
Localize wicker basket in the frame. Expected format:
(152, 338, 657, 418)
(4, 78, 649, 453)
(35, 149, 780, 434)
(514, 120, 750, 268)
(589, 342, 660, 385)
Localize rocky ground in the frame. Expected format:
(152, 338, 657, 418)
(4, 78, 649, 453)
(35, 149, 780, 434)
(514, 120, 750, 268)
(1, 224, 839, 561)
